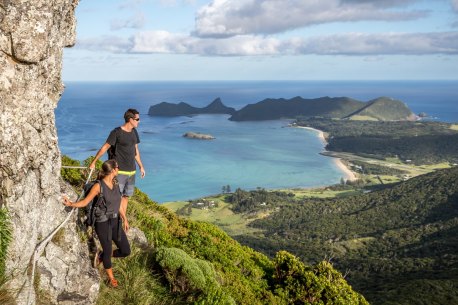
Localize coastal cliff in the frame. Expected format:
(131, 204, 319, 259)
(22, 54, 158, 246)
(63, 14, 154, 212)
(0, 1, 99, 304)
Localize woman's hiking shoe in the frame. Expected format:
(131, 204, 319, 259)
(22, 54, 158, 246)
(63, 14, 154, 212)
(93, 250, 102, 268)
(108, 278, 119, 288)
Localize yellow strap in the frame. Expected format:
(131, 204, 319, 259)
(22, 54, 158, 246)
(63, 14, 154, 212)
(118, 170, 136, 176)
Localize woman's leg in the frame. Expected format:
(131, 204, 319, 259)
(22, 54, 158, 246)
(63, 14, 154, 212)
(95, 221, 113, 269)
(112, 218, 131, 258)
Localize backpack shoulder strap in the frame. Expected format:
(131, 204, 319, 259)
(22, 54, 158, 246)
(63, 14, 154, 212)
(96, 180, 104, 198)
(134, 128, 140, 143)
(114, 127, 122, 143)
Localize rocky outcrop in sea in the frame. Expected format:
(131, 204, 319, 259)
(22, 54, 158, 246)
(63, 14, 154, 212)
(183, 132, 216, 140)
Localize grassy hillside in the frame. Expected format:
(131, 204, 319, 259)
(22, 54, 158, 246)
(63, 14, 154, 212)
(345, 97, 415, 121)
(61, 157, 368, 305)
(227, 167, 458, 305)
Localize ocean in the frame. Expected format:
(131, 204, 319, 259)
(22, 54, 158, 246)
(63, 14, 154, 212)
(56, 81, 458, 202)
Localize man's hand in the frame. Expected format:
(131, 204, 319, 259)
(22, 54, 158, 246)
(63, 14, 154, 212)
(89, 161, 96, 170)
(140, 167, 146, 178)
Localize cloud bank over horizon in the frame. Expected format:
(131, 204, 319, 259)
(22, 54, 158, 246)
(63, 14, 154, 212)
(76, 0, 458, 57)
(64, 0, 458, 80)
(194, 0, 429, 37)
(77, 31, 458, 56)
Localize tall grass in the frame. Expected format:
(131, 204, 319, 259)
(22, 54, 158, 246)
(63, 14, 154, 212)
(96, 247, 178, 305)
(0, 208, 15, 304)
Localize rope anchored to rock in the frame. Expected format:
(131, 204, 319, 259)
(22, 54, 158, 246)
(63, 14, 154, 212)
(26, 167, 94, 305)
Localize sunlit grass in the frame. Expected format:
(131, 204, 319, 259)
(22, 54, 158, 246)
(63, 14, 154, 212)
(348, 115, 379, 121)
(96, 247, 177, 305)
(163, 199, 264, 236)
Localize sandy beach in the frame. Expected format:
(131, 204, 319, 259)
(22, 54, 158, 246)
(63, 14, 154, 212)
(292, 125, 357, 181)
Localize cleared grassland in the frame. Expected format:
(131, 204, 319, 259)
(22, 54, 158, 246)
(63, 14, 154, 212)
(163, 198, 265, 236)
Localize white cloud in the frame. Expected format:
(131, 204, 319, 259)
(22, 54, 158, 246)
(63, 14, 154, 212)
(130, 31, 281, 55)
(75, 36, 133, 53)
(292, 32, 458, 55)
(111, 12, 146, 31)
(194, 0, 429, 37)
(78, 30, 458, 56)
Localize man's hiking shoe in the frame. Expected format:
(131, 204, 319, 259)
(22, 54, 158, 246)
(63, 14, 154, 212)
(108, 278, 119, 288)
(93, 250, 102, 268)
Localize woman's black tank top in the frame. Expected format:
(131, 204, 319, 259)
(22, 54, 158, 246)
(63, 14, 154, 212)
(100, 180, 121, 215)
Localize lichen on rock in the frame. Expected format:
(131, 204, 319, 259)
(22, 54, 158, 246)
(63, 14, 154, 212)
(0, 1, 99, 304)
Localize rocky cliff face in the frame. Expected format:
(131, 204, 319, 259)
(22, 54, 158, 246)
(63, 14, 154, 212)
(0, 1, 99, 304)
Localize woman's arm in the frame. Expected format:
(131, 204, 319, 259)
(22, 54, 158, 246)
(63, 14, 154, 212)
(63, 183, 100, 208)
(119, 199, 129, 232)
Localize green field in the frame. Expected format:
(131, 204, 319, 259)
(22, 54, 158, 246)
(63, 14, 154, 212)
(163, 197, 265, 236)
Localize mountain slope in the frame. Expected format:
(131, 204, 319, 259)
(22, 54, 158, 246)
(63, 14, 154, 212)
(345, 97, 416, 121)
(60, 156, 368, 305)
(234, 167, 458, 305)
(229, 96, 364, 121)
(148, 98, 236, 116)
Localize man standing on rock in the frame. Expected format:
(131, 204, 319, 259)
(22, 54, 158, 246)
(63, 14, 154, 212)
(90, 109, 146, 230)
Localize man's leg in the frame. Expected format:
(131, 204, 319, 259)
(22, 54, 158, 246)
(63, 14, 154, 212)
(117, 173, 135, 214)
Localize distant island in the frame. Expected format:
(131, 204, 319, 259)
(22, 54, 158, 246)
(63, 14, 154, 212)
(229, 96, 417, 121)
(148, 97, 236, 116)
(149, 96, 417, 121)
(183, 132, 215, 140)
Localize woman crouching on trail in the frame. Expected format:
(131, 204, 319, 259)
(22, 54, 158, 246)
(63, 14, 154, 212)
(63, 159, 131, 288)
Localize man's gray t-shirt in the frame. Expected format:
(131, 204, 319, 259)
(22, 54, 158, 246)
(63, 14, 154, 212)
(106, 127, 140, 171)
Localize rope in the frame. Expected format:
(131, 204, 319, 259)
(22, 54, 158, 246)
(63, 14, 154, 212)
(26, 167, 94, 305)
(61, 166, 90, 169)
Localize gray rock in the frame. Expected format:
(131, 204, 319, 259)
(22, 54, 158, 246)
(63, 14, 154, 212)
(183, 131, 216, 140)
(127, 227, 149, 250)
(0, 1, 99, 304)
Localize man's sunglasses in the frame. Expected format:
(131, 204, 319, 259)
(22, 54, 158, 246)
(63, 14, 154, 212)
(132, 118, 140, 121)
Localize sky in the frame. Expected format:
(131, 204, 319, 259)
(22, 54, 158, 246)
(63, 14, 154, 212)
(63, 0, 458, 81)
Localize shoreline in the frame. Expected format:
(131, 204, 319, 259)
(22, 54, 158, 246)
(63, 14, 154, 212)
(292, 125, 357, 181)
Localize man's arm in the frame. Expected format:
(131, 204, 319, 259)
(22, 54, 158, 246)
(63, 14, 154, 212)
(135, 144, 145, 178)
(89, 143, 111, 169)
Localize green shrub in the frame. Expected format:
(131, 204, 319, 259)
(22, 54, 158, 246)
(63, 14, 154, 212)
(273, 251, 368, 305)
(155, 247, 219, 294)
(61, 155, 103, 187)
(193, 286, 236, 305)
(61, 155, 83, 186)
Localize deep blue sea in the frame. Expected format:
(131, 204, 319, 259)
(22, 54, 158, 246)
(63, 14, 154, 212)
(56, 81, 458, 202)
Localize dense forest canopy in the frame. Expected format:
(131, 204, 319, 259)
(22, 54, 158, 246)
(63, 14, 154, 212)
(228, 167, 458, 305)
(296, 119, 458, 164)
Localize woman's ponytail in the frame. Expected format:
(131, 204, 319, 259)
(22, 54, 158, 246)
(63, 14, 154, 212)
(97, 159, 118, 184)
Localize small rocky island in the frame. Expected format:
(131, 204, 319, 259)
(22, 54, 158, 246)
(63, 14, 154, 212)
(183, 132, 215, 140)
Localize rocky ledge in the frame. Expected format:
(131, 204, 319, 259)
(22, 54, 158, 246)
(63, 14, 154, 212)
(183, 132, 215, 140)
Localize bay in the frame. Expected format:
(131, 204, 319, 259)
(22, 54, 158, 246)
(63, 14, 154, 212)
(56, 81, 458, 202)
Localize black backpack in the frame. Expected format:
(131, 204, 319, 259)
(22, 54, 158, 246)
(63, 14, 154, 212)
(83, 180, 108, 228)
(107, 127, 121, 160)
